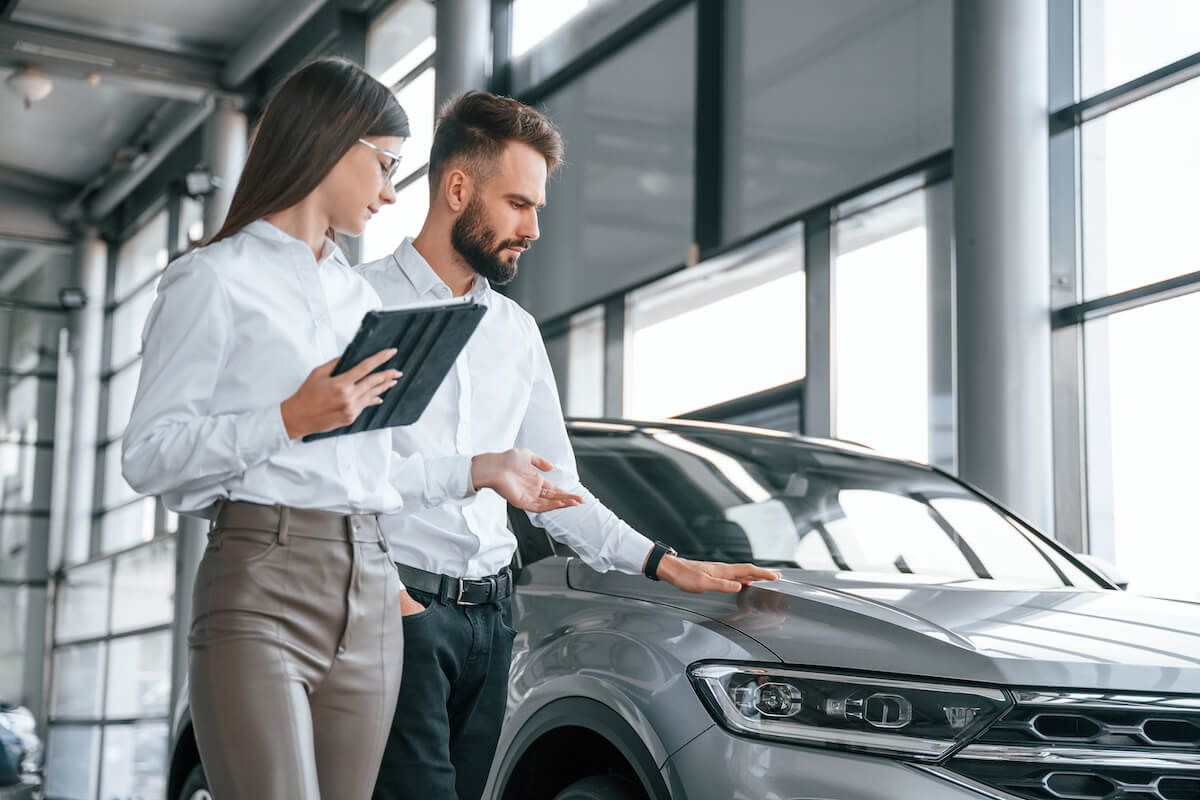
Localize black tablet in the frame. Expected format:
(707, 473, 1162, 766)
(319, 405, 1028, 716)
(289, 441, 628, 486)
(303, 299, 487, 442)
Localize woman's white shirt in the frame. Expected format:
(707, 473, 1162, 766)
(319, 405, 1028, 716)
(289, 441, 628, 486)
(121, 219, 472, 516)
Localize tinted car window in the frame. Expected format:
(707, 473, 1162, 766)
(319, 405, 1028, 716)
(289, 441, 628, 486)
(570, 426, 1100, 589)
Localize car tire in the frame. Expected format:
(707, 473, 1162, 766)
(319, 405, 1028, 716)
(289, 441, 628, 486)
(552, 774, 645, 800)
(178, 764, 212, 800)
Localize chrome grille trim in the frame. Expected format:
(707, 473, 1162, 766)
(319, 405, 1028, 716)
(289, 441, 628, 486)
(1011, 691, 1200, 714)
(955, 743, 1200, 771)
(949, 689, 1200, 800)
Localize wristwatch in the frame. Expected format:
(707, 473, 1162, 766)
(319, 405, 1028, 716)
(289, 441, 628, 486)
(644, 540, 677, 581)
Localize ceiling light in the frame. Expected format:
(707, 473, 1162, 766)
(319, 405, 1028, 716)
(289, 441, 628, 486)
(6, 66, 54, 109)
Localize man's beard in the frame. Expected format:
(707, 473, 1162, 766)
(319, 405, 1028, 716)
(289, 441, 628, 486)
(450, 196, 528, 286)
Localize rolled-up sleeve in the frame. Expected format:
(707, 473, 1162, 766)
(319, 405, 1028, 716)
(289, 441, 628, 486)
(121, 258, 292, 498)
(517, 319, 652, 575)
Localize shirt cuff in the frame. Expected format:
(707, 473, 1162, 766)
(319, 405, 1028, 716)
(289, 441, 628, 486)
(424, 454, 475, 506)
(235, 403, 293, 471)
(616, 532, 656, 576)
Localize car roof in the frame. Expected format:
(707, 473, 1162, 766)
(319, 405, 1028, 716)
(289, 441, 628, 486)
(564, 416, 891, 460)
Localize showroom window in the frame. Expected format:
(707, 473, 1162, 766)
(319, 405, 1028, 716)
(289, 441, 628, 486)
(362, 0, 436, 263)
(624, 223, 805, 420)
(1051, 0, 1200, 601)
(832, 186, 954, 468)
(0, 251, 68, 708)
(509, 4, 696, 323)
(43, 196, 196, 800)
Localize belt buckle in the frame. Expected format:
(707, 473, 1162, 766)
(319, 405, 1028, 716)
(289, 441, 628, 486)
(456, 577, 479, 606)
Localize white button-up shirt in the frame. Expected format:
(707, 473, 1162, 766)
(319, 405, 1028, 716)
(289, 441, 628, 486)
(357, 239, 653, 578)
(122, 221, 472, 516)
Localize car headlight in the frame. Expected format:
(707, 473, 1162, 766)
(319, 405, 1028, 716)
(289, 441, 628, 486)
(688, 663, 1012, 760)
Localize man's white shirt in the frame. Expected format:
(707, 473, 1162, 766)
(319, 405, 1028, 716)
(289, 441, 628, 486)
(357, 238, 653, 579)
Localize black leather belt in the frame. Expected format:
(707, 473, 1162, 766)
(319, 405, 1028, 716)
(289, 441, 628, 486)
(395, 563, 513, 606)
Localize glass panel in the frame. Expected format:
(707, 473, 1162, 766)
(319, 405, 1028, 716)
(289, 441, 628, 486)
(362, 176, 430, 263)
(51, 642, 107, 718)
(100, 498, 157, 555)
(511, 0, 660, 89)
(111, 537, 175, 634)
(105, 632, 171, 718)
(394, 67, 435, 173)
(100, 722, 169, 800)
(0, 511, 46, 581)
(566, 306, 605, 418)
(1079, 0, 1200, 98)
(110, 280, 158, 369)
(0, 442, 51, 513)
(626, 226, 805, 419)
(113, 210, 168, 303)
(514, 7, 695, 321)
(102, 440, 140, 510)
(1080, 76, 1200, 300)
(44, 724, 101, 800)
(724, 0, 952, 240)
(1084, 292, 1200, 602)
(56, 561, 111, 643)
(106, 361, 140, 441)
(569, 426, 1099, 588)
(366, 0, 435, 80)
(834, 191, 930, 463)
(0, 585, 27, 701)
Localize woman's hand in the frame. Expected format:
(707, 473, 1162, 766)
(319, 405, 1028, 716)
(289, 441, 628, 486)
(280, 348, 401, 439)
(470, 449, 584, 513)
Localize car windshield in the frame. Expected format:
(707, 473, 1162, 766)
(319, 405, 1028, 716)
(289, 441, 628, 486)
(570, 425, 1101, 589)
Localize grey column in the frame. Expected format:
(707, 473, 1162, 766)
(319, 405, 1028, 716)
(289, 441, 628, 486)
(65, 229, 106, 565)
(434, 0, 490, 108)
(953, 0, 1054, 534)
(202, 99, 248, 237)
(172, 103, 248, 702)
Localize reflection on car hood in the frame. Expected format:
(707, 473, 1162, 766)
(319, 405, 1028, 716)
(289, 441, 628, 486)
(567, 564, 1200, 693)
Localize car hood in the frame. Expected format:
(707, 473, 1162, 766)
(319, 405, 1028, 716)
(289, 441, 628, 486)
(567, 564, 1200, 693)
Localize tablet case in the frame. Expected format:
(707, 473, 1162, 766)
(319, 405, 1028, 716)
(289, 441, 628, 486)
(303, 300, 487, 442)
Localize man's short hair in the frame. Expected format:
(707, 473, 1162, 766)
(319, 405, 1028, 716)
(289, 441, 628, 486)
(428, 91, 564, 191)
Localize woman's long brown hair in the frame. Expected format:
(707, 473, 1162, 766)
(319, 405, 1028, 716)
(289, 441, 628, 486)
(208, 57, 410, 245)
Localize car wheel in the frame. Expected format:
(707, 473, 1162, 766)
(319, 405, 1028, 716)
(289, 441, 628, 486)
(552, 774, 645, 800)
(179, 764, 212, 800)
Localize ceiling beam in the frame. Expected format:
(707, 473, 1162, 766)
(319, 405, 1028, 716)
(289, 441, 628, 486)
(0, 245, 51, 294)
(0, 19, 231, 102)
(0, 163, 77, 199)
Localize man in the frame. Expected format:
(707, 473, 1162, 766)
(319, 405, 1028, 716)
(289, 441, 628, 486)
(360, 91, 778, 800)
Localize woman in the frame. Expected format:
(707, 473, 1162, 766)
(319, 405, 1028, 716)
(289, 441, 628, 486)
(122, 57, 579, 800)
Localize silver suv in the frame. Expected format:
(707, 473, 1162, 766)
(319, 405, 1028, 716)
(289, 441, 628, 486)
(168, 419, 1200, 800)
(482, 420, 1200, 800)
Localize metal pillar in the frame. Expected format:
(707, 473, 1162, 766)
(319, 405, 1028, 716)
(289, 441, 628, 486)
(434, 0, 491, 109)
(202, 100, 248, 237)
(64, 229, 106, 566)
(953, 0, 1055, 534)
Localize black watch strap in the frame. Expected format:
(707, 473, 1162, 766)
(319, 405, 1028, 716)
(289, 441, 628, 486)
(644, 541, 677, 581)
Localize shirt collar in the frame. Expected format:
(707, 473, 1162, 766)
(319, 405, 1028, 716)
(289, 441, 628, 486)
(392, 238, 492, 304)
(244, 219, 347, 268)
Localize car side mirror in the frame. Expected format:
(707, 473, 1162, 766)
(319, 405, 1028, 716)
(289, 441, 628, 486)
(1074, 552, 1129, 590)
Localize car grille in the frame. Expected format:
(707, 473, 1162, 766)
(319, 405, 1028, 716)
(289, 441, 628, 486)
(948, 690, 1200, 800)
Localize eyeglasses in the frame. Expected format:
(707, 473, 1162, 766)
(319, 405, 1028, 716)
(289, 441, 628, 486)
(357, 138, 403, 186)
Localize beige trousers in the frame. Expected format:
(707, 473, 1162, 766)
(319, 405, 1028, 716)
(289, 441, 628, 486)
(189, 501, 404, 800)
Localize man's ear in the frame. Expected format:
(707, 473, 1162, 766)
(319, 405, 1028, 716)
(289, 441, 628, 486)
(443, 167, 473, 214)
